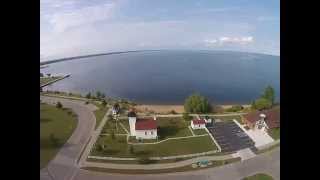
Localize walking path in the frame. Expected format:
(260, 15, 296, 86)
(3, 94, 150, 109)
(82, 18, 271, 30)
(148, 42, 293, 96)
(188, 126, 195, 136)
(77, 108, 112, 167)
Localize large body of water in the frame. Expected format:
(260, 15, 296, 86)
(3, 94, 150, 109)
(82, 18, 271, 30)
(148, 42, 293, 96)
(41, 50, 280, 105)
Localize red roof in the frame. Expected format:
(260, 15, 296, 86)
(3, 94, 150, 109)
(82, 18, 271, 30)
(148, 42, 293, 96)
(135, 119, 157, 130)
(243, 107, 280, 129)
(192, 119, 206, 125)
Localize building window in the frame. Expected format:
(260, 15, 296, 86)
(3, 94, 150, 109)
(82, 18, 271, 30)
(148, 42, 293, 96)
(145, 131, 147, 135)
(151, 131, 153, 135)
(199, 125, 200, 127)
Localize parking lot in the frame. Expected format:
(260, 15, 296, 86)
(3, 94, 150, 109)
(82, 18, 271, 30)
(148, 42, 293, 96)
(207, 121, 255, 152)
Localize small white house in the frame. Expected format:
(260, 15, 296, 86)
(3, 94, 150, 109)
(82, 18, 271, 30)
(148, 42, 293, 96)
(128, 111, 157, 139)
(191, 119, 206, 129)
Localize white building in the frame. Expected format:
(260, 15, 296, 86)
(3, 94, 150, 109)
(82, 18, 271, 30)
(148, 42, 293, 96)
(128, 111, 157, 139)
(191, 119, 206, 129)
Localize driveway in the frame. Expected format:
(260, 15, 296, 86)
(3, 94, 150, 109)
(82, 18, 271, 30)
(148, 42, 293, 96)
(233, 120, 274, 148)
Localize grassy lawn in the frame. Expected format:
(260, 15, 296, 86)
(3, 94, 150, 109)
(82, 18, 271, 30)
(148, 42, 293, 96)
(40, 76, 61, 85)
(91, 135, 216, 158)
(93, 104, 108, 130)
(101, 118, 127, 134)
(82, 157, 240, 174)
(192, 129, 208, 135)
(156, 117, 192, 139)
(40, 103, 77, 169)
(242, 173, 274, 180)
(268, 128, 280, 140)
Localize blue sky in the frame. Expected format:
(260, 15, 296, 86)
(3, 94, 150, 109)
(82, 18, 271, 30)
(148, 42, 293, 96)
(40, 0, 279, 61)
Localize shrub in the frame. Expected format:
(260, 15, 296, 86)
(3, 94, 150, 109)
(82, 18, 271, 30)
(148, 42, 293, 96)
(85, 92, 91, 99)
(226, 105, 244, 112)
(56, 102, 63, 108)
(102, 100, 107, 107)
(129, 145, 134, 154)
(170, 110, 177, 114)
(85, 101, 89, 105)
(49, 133, 60, 147)
(184, 93, 211, 113)
(182, 112, 191, 121)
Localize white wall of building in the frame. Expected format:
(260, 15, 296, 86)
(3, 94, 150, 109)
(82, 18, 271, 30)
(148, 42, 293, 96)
(135, 129, 157, 139)
(129, 117, 136, 136)
(191, 122, 206, 129)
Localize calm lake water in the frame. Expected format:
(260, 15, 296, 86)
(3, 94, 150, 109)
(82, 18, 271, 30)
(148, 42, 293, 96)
(41, 50, 280, 105)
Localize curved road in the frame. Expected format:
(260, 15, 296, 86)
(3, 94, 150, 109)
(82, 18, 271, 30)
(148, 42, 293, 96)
(40, 96, 279, 180)
(40, 96, 96, 180)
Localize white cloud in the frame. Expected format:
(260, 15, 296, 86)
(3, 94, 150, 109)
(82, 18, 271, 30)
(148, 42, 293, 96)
(204, 36, 254, 46)
(47, 2, 116, 32)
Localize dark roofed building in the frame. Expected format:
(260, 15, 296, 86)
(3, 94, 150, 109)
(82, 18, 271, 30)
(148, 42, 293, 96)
(242, 106, 280, 131)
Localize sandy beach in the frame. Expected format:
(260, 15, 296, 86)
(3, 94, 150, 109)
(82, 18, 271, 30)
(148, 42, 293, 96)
(135, 104, 251, 114)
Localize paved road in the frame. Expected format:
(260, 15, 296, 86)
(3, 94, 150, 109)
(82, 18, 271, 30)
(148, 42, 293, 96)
(75, 147, 279, 180)
(40, 96, 97, 180)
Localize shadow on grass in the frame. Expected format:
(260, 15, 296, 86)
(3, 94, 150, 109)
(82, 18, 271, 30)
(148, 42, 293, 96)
(158, 126, 185, 140)
(40, 118, 52, 123)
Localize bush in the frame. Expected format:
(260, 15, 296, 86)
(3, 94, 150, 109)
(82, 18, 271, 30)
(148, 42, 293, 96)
(251, 98, 272, 110)
(102, 100, 107, 107)
(184, 93, 211, 113)
(129, 145, 134, 154)
(85, 101, 89, 105)
(170, 110, 177, 114)
(182, 112, 192, 121)
(226, 105, 244, 112)
(49, 133, 60, 147)
(56, 102, 63, 108)
(85, 92, 91, 99)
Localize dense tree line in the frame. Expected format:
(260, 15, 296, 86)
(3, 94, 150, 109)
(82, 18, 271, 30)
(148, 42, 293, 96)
(184, 93, 211, 113)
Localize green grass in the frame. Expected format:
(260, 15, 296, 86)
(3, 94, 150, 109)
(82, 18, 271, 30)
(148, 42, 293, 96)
(93, 104, 108, 130)
(156, 117, 192, 139)
(40, 76, 61, 85)
(91, 135, 217, 158)
(40, 103, 77, 169)
(82, 157, 241, 174)
(242, 173, 274, 180)
(192, 129, 208, 135)
(268, 128, 280, 140)
(101, 118, 127, 134)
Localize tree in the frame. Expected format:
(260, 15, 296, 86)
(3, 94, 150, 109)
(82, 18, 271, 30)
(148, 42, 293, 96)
(101, 99, 107, 107)
(226, 105, 244, 112)
(261, 85, 275, 105)
(85, 92, 91, 99)
(184, 93, 211, 113)
(182, 112, 192, 121)
(101, 93, 106, 99)
(46, 73, 51, 77)
(56, 101, 63, 108)
(40, 73, 44, 77)
(252, 98, 272, 110)
(96, 91, 101, 99)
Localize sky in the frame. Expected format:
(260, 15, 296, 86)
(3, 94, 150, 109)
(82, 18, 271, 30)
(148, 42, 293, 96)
(40, 0, 279, 61)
